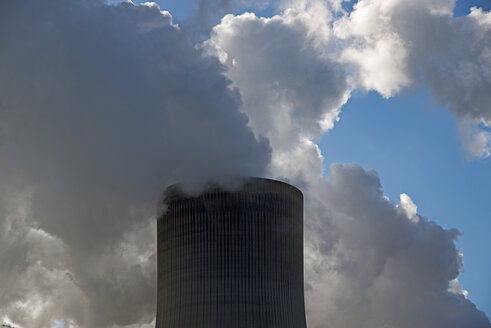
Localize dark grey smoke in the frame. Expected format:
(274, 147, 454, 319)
(0, 0, 269, 327)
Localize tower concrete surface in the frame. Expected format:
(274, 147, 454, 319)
(156, 177, 307, 328)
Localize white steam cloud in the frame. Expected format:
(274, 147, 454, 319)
(334, 0, 491, 158)
(302, 164, 490, 328)
(1, 0, 490, 327)
(204, 1, 491, 326)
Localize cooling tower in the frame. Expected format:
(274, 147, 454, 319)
(156, 177, 306, 328)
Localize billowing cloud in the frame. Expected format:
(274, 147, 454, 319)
(204, 3, 490, 327)
(334, 0, 491, 158)
(203, 8, 349, 180)
(303, 164, 490, 328)
(0, 0, 269, 327)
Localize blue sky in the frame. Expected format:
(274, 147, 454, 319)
(146, 0, 491, 317)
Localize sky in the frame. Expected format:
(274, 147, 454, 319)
(1, 0, 491, 328)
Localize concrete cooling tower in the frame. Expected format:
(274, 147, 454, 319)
(156, 177, 307, 328)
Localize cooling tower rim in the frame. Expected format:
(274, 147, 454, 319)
(162, 177, 302, 204)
